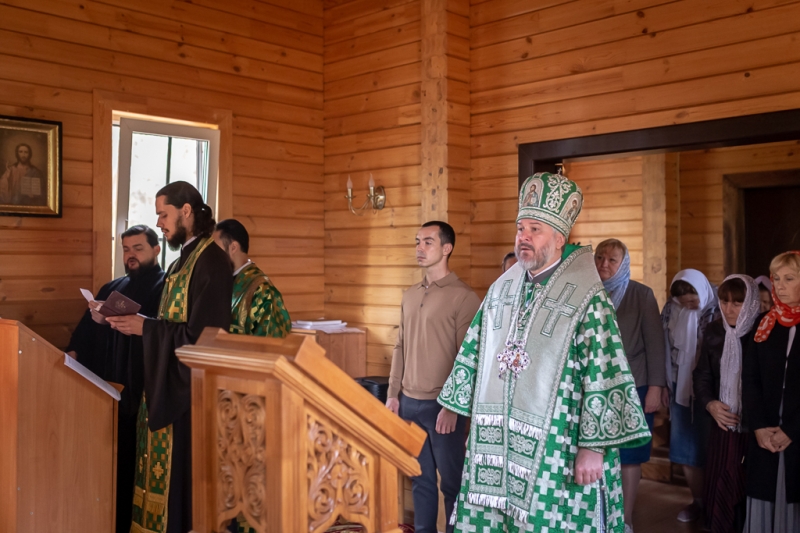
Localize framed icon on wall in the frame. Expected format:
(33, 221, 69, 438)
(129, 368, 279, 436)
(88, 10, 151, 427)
(0, 115, 61, 217)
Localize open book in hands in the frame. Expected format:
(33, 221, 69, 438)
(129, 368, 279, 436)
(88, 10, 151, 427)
(80, 288, 142, 321)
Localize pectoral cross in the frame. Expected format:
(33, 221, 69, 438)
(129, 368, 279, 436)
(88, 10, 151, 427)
(487, 279, 515, 330)
(540, 283, 577, 337)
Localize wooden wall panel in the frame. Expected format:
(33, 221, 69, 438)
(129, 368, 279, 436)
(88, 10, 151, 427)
(568, 157, 645, 281)
(469, 0, 800, 295)
(0, 1, 324, 348)
(679, 140, 800, 284)
(324, 0, 472, 379)
(324, 0, 424, 377)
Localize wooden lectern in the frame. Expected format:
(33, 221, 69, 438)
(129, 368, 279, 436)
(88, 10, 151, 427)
(0, 319, 118, 533)
(176, 329, 427, 533)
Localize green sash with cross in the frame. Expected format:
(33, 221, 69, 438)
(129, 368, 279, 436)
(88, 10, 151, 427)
(131, 237, 214, 533)
(469, 245, 603, 512)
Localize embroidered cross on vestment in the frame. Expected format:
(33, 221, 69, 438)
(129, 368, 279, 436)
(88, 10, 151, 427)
(487, 279, 515, 330)
(540, 283, 578, 337)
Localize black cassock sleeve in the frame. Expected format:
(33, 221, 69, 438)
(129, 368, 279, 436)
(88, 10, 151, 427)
(141, 244, 232, 431)
(66, 281, 118, 374)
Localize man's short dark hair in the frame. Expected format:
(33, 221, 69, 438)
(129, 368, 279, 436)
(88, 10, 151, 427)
(215, 218, 249, 254)
(422, 221, 456, 258)
(503, 251, 516, 264)
(121, 224, 159, 247)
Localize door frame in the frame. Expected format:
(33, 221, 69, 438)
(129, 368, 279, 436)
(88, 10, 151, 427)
(518, 109, 800, 187)
(723, 169, 800, 275)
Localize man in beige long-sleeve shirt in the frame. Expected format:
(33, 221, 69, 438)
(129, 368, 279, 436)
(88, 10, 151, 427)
(386, 221, 481, 533)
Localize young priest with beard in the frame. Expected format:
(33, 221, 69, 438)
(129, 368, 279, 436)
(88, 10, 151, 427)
(106, 182, 233, 533)
(67, 224, 165, 533)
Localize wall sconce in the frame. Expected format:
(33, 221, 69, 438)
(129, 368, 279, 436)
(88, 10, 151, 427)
(345, 173, 386, 216)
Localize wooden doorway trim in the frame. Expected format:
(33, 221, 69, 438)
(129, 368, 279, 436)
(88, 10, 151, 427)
(92, 90, 233, 292)
(723, 169, 800, 275)
(518, 109, 800, 187)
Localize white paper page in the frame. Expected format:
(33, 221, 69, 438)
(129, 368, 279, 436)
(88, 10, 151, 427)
(294, 320, 344, 327)
(63, 353, 121, 401)
(80, 288, 95, 303)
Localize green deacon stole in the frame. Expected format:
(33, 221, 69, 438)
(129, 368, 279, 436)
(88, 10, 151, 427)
(468, 246, 603, 519)
(131, 237, 214, 533)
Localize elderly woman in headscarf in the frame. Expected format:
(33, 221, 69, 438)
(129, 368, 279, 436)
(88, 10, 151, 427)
(662, 269, 719, 524)
(742, 251, 800, 532)
(595, 238, 666, 533)
(694, 275, 761, 533)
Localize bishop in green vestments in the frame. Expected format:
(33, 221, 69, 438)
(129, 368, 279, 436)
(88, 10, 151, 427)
(108, 182, 233, 533)
(438, 172, 650, 533)
(214, 219, 292, 338)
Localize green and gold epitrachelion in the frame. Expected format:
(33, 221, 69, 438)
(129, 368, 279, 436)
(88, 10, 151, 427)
(131, 237, 213, 533)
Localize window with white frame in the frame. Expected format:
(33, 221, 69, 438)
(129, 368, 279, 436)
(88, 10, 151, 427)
(113, 117, 220, 277)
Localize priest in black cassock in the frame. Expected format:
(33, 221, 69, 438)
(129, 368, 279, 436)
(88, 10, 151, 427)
(107, 182, 233, 533)
(66, 224, 165, 533)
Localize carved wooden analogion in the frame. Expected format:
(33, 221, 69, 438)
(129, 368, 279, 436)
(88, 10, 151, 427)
(307, 409, 371, 531)
(217, 390, 267, 530)
(177, 329, 426, 533)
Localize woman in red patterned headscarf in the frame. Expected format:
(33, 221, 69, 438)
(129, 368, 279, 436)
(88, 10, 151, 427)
(742, 251, 800, 532)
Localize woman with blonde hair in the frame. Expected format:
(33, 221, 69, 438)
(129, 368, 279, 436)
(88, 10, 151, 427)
(594, 239, 666, 533)
(743, 251, 800, 532)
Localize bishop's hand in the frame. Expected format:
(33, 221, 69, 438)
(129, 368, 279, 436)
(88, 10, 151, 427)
(435, 408, 458, 434)
(574, 447, 604, 485)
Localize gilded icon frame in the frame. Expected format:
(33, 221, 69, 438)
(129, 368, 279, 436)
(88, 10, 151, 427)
(0, 115, 62, 217)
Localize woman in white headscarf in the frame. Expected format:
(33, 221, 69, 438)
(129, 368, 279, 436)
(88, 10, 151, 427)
(694, 275, 761, 532)
(662, 269, 719, 524)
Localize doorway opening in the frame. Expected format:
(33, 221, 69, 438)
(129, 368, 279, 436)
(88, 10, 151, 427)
(722, 168, 800, 278)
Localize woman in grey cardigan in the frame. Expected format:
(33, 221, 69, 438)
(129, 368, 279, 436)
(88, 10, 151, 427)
(595, 239, 666, 533)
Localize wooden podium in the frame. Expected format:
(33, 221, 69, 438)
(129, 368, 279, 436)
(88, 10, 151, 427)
(176, 328, 427, 533)
(0, 319, 118, 533)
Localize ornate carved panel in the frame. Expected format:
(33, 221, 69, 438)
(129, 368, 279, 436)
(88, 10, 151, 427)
(217, 390, 266, 532)
(307, 412, 370, 532)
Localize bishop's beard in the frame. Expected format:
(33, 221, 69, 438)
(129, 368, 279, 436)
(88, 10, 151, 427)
(515, 238, 557, 273)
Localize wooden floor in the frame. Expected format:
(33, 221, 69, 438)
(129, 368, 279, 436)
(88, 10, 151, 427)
(632, 479, 704, 533)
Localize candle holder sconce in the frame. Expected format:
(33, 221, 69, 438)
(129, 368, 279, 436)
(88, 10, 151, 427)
(344, 173, 386, 216)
